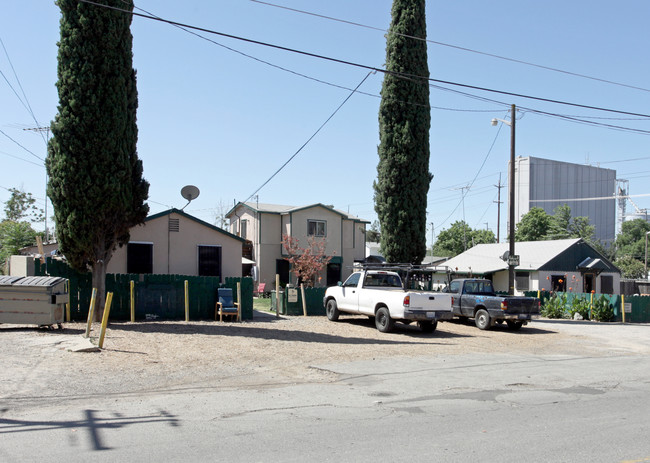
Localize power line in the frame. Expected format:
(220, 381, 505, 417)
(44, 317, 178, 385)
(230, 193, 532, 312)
(241, 71, 374, 204)
(250, 0, 650, 95)
(0, 35, 48, 146)
(0, 128, 44, 162)
(79, 0, 650, 120)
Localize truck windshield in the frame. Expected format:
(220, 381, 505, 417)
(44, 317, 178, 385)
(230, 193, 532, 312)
(462, 281, 495, 295)
(363, 273, 402, 288)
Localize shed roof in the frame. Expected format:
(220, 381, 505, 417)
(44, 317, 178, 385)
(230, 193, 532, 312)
(442, 238, 618, 274)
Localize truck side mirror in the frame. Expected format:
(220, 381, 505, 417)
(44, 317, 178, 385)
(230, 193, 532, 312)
(337, 281, 342, 287)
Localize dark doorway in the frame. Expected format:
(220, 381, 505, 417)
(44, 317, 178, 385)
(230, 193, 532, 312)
(584, 273, 594, 293)
(326, 263, 341, 287)
(276, 259, 290, 287)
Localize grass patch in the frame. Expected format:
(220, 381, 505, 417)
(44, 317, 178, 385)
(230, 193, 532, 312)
(253, 297, 272, 312)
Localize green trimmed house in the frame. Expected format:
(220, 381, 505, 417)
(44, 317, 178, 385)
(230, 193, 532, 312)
(226, 202, 369, 290)
(106, 208, 246, 280)
(442, 238, 621, 295)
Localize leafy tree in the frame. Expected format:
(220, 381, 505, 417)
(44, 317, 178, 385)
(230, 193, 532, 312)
(614, 255, 646, 279)
(615, 218, 650, 260)
(432, 221, 494, 257)
(515, 207, 551, 241)
(568, 216, 595, 241)
(374, 0, 431, 264)
(47, 0, 149, 319)
(0, 221, 38, 274)
(515, 205, 595, 243)
(472, 229, 496, 247)
(545, 204, 571, 240)
(366, 220, 381, 243)
(281, 234, 332, 287)
(3, 188, 44, 223)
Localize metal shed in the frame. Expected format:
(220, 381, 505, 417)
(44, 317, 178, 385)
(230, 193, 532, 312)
(0, 276, 68, 327)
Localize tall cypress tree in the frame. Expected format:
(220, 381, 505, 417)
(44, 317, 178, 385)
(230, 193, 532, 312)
(374, 0, 431, 264)
(47, 0, 149, 318)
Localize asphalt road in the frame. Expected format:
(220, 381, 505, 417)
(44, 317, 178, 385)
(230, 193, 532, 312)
(2, 320, 650, 462)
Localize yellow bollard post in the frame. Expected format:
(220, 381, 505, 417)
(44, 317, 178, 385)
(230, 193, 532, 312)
(301, 283, 307, 317)
(130, 280, 135, 323)
(98, 292, 114, 349)
(622, 294, 626, 324)
(184, 280, 189, 322)
(85, 288, 97, 338)
(590, 292, 594, 319)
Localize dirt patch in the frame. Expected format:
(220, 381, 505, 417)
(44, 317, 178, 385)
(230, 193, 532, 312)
(0, 312, 644, 403)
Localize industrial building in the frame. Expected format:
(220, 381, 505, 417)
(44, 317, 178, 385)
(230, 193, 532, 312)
(511, 156, 617, 246)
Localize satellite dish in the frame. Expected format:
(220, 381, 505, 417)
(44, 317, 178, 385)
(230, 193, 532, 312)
(501, 250, 510, 262)
(180, 185, 200, 210)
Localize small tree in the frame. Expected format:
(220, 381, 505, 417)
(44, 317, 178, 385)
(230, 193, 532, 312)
(4, 188, 44, 223)
(366, 220, 381, 243)
(281, 234, 332, 287)
(515, 208, 551, 241)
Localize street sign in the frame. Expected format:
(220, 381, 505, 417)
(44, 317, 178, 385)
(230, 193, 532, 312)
(507, 255, 520, 266)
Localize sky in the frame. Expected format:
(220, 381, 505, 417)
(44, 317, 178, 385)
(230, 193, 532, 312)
(1, 0, 649, 248)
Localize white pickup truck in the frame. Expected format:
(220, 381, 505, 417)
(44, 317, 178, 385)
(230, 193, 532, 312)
(323, 268, 453, 333)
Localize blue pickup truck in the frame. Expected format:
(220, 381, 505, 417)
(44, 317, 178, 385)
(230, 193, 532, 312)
(447, 279, 540, 330)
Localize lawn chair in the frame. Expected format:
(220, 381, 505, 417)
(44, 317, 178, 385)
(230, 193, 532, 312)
(254, 282, 266, 298)
(215, 288, 240, 322)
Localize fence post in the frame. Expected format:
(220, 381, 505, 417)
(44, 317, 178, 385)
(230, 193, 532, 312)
(622, 294, 626, 324)
(275, 274, 280, 318)
(98, 292, 114, 349)
(130, 280, 135, 322)
(184, 280, 189, 322)
(85, 288, 97, 338)
(65, 279, 70, 322)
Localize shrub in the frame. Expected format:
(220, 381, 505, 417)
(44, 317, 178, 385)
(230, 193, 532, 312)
(542, 293, 568, 319)
(591, 295, 615, 322)
(568, 296, 591, 320)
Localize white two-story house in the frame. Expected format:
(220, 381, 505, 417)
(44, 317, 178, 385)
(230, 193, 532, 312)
(226, 202, 369, 289)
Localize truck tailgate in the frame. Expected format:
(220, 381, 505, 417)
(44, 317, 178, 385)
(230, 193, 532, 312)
(504, 297, 540, 315)
(405, 292, 453, 320)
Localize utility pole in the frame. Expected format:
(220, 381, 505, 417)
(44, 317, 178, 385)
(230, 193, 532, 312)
(23, 126, 51, 242)
(453, 185, 470, 251)
(430, 222, 435, 255)
(494, 173, 503, 242)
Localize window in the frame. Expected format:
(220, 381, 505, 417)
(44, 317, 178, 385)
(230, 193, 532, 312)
(343, 272, 361, 287)
(449, 280, 460, 294)
(515, 272, 529, 291)
(127, 243, 153, 274)
(240, 220, 248, 239)
(363, 273, 401, 288)
(308, 220, 326, 237)
(600, 275, 613, 294)
(198, 245, 221, 277)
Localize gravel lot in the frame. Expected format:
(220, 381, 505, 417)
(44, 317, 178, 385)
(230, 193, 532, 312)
(2, 311, 649, 404)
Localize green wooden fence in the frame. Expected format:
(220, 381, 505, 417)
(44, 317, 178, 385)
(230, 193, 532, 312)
(524, 290, 650, 323)
(36, 258, 253, 321)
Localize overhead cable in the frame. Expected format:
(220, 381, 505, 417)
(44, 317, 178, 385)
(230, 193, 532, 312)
(250, 0, 650, 94)
(78, 0, 650, 119)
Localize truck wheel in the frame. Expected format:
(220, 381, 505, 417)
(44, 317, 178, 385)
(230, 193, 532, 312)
(506, 320, 523, 330)
(418, 321, 437, 333)
(326, 299, 340, 321)
(475, 309, 491, 330)
(375, 307, 395, 333)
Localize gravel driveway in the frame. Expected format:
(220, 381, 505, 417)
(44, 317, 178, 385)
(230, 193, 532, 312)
(2, 312, 649, 404)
